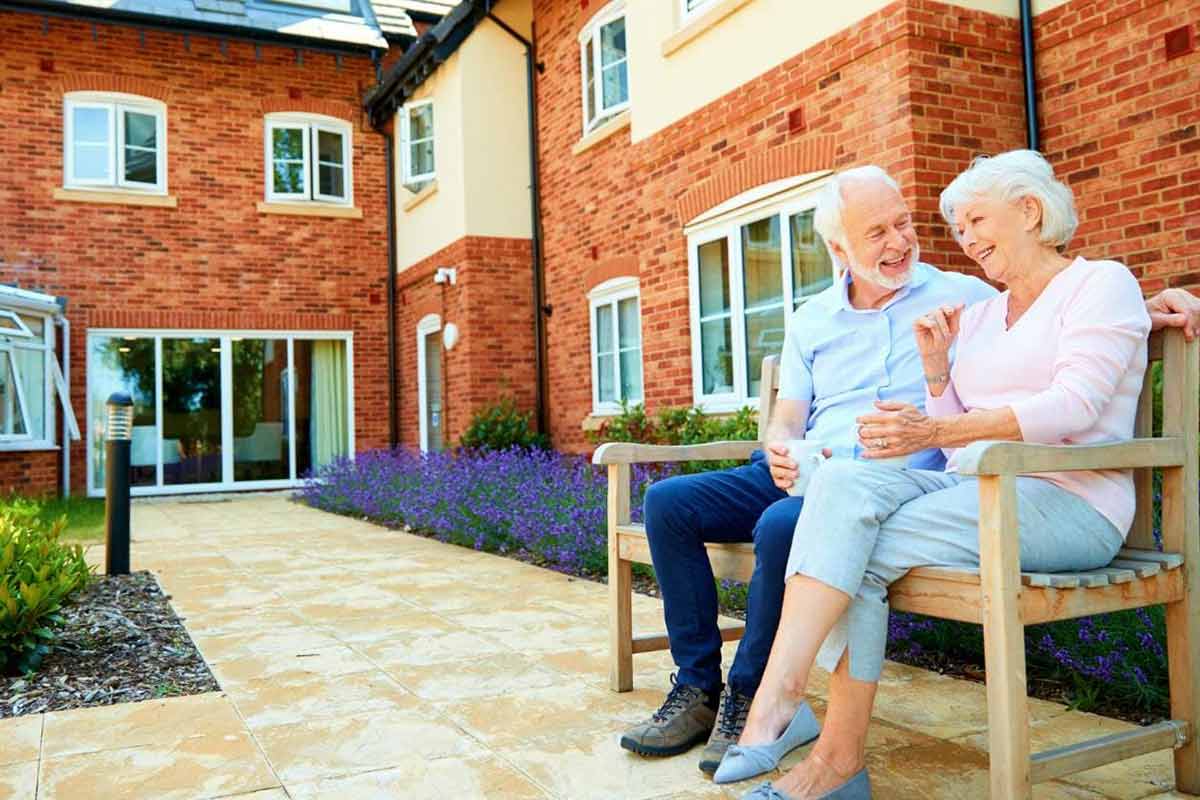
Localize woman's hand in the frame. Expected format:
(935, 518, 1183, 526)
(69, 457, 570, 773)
(856, 401, 939, 459)
(914, 304, 963, 360)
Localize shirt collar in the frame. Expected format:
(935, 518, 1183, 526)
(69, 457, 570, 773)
(830, 262, 931, 313)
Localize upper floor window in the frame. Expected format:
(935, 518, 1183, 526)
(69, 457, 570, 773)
(64, 93, 166, 193)
(687, 180, 835, 411)
(264, 113, 353, 205)
(589, 277, 643, 414)
(400, 100, 436, 190)
(579, 1, 629, 133)
(680, 0, 716, 17)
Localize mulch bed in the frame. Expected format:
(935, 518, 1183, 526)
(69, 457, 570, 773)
(1, 571, 220, 718)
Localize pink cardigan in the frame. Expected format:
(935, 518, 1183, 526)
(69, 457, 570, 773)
(926, 257, 1151, 535)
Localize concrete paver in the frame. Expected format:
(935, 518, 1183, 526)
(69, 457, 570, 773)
(14, 494, 1185, 799)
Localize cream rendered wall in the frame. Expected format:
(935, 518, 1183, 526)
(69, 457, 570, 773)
(460, 14, 533, 239)
(626, 0, 1068, 143)
(395, 50, 468, 270)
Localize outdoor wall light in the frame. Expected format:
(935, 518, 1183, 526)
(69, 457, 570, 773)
(442, 322, 460, 351)
(433, 267, 457, 285)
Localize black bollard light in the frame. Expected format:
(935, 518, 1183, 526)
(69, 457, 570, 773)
(104, 392, 134, 576)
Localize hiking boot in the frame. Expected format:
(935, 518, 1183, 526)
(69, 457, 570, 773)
(698, 686, 753, 775)
(619, 674, 717, 757)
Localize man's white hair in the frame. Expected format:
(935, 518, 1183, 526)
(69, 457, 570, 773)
(813, 165, 902, 250)
(939, 149, 1078, 248)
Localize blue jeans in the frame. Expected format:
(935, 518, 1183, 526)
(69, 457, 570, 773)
(642, 451, 797, 696)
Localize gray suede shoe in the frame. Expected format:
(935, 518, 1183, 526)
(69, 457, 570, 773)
(740, 769, 871, 799)
(712, 701, 820, 784)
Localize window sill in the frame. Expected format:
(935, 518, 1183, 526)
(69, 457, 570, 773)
(572, 111, 632, 156)
(401, 180, 438, 213)
(581, 414, 611, 432)
(256, 201, 363, 219)
(0, 442, 59, 453)
(663, 0, 755, 57)
(54, 188, 177, 208)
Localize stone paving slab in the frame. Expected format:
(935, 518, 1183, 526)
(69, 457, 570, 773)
(11, 494, 1186, 799)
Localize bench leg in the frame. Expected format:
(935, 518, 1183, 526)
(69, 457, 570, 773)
(979, 475, 1032, 799)
(1166, 591, 1200, 792)
(609, 556, 634, 692)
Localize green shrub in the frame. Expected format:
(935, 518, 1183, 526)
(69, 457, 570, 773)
(460, 397, 550, 452)
(589, 401, 759, 472)
(0, 512, 93, 675)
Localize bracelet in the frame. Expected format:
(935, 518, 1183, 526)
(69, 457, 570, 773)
(925, 371, 950, 386)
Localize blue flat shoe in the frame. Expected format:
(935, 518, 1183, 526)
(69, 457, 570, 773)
(713, 702, 820, 784)
(739, 769, 871, 799)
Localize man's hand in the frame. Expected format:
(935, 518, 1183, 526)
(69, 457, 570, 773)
(765, 442, 798, 492)
(1146, 288, 1200, 340)
(856, 401, 939, 459)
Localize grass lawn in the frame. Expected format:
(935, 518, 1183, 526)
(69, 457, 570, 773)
(1, 494, 106, 542)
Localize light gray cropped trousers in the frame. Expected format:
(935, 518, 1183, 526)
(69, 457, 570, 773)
(784, 459, 1124, 682)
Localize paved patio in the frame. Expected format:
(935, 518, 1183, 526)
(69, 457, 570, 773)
(0, 494, 1187, 799)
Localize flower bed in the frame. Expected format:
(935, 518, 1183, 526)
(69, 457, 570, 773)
(303, 447, 1172, 721)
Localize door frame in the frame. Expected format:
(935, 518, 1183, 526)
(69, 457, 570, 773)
(416, 313, 442, 453)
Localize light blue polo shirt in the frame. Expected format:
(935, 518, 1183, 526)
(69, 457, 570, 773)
(778, 261, 997, 470)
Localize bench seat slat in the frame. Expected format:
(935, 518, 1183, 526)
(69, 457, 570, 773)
(1116, 548, 1184, 569)
(1110, 559, 1162, 579)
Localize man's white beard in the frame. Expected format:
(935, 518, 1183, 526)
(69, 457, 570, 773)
(849, 245, 919, 291)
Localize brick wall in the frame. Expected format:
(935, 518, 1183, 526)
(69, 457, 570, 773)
(1036, 0, 1199, 293)
(0, 450, 59, 496)
(0, 10, 391, 493)
(396, 235, 535, 449)
(532, 0, 1025, 452)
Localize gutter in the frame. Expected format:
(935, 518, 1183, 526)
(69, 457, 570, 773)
(482, 4, 549, 439)
(383, 127, 400, 448)
(1019, 0, 1040, 150)
(0, 0, 385, 55)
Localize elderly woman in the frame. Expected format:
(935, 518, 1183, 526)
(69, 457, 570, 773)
(714, 149, 1152, 800)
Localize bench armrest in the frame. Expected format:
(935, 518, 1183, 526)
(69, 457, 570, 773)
(956, 437, 1186, 477)
(592, 440, 760, 465)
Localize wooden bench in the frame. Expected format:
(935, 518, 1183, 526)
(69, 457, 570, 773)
(594, 328, 1200, 798)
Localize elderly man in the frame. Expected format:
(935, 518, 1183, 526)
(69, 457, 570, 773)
(619, 164, 1200, 775)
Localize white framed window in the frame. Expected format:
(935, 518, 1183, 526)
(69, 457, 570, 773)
(588, 277, 643, 414)
(0, 298, 66, 448)
(579, 1, 629, 133)
(680, 0, 717, 19)
(400, 100, 436, 190)
(64, 93, 167, 193)
(264, 113, 353, 205)
(687, 179, 836, 411)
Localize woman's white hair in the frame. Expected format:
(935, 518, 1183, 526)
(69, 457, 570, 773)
(939, 149, 1078, 248)
(813, 165, 901, 250)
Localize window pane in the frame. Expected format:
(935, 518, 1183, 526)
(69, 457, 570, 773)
(317, 130, 343, 165)
(697, 239, 731, 317)
(745, 306, 786, 399)
(73, 143, 109, 180)
(700, 318, 733, 395)
(410, 140, 434, 177)
(233, 339, 289, 482)
(18, 314, 43, 338)
(273, 161, 306, 194)
(124, 146, 157, 185)
(318, 164, 345, 198)
(88, 337, 156, 489)
(601, 62, 628, 111)
(742, 216, 783, 309)
(272, 127, 304, 160)
(13, 349, 44, 439)
(597, 352, 616, 403)
(600, 18, 626, 67)
(294, 340, 349, 475)
(619, 347, 642, 402)
(0, 354, 28, 437)
(791, 210, 835, 304)
(124, 111, 156, 149)
(408, 104, 433, 140)
(161, 338, 222, 486)
(73, 106, 110, 143)
(618, 297, 639, 349)
(595, 304, 614, 354)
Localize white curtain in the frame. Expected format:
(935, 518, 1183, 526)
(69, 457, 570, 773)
(310, 340, 348, 468)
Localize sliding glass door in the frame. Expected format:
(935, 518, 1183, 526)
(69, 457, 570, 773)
(88, 331, 352, 496)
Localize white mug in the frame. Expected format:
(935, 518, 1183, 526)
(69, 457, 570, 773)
(781, 439, 828, 497)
